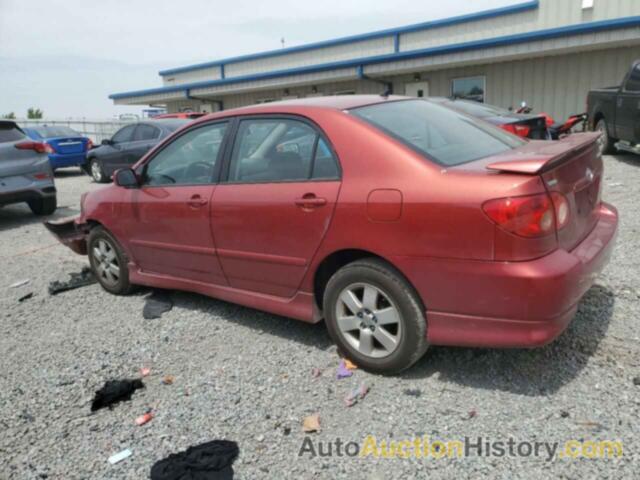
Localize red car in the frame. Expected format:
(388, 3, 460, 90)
(46, 96, 618, 373)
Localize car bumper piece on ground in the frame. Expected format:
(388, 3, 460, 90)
(44, 216, 88, 255)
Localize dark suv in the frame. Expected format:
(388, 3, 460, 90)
(86, 119, 189, 182)
(0, 121, 57, 215)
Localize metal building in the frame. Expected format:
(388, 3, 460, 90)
(109, 0, 640, 121)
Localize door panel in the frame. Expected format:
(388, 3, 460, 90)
(211, 181, 340, 297)
(120, 121, 230, 284)
(124, 185, 227, 285)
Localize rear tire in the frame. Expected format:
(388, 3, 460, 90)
(28, 196, 57, 216)
(88, 227, 135, 295)
(323, 258, 428, 374)
(89, 158, 107, 183)
(596, 118, 615, 156)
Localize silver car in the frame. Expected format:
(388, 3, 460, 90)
(0, 120, 57, 215)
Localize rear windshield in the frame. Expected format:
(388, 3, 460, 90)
(0, 123, 25, 143)
(350, 100, 524, 166)
(32, 126, 79, 137)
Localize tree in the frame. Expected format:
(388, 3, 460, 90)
(27, 108, 43, 119)
(2, 112, 16, 119)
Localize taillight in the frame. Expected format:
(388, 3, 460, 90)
(550, 191, 570, 230)
(482, 193, 555, 238)
(500, 123, 530, 138)
(15, 141, 54, 154)
(33, 172, 51, 180)
(86, 139, 93, 150)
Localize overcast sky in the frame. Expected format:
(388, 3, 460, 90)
(0, 0, 517, 118)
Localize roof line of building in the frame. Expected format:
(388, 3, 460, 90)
(110, 15, 640, 100)
(158, 1, 540, 76)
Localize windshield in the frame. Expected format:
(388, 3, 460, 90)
(32, 126, 80, 137)
(350, 100, 524, 167)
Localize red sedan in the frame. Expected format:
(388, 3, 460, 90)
(46, 96, 618, 373)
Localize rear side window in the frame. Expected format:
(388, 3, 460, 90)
(112, 125, 136, 143)
(350, 100, 524, 167)
(0, 123, 25, 143)
(624, 64, 640, 92)
(227, 118, 339, 183)
(133, 124, 160, 141)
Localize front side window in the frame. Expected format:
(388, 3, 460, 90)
(112, 125, 136, 144)
(350, 100, 524, 167)
(624, 64, 640, 92)
(143, 122, 228, 186)
(451, 76, 486, 103)
(227, 118, 339, 183)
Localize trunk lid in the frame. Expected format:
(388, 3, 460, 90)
(485, 133, 603, 251)
(48, 137, 87, 154)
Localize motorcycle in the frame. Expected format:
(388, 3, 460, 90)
(515, 101, 587, 140)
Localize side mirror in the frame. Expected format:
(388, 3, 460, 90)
(101, 138, 113, 146)
(114, 168, 139, 188)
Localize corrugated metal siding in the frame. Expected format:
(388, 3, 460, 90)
(163, 66, 222, 86)
(366, 27, 640, 76)
(400, 0, 640, 52)
(392, 45, 639, 122)
(224, 37, 395, 78)
(113, 90, 186, 106)
(190, 67, 359, 96)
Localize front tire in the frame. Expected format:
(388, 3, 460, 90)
(89, 158, 107, 183)
(596, 118, 615, 156)
(88, 227, 135, 295)
(323, 259, 428, 374)
(28, 196, 57, 215)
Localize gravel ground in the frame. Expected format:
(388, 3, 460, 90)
(1, 157, 639, 479)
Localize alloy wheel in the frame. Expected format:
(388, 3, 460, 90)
(92, 239, 120, 287)
(91, 160, 103, 182)
(335, 282, 402, 359)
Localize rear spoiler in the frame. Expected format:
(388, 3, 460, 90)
(486, 133, 600, 175)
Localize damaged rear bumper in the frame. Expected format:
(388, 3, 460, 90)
(44, 217, 89, 255)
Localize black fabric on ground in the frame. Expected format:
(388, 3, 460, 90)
(48, 267, 96, 295)
(150, 440, 239, 480)
(90, 379, 144, 412)
(143, 290, 174, 319)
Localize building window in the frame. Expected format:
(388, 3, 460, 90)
(451, 76, 486, 103)
(334, 90, 356, 95)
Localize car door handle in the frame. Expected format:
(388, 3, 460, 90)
(295, 195, 327, 209)
(188, 195, 208, 208)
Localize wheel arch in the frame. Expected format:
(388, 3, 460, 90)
(312, 248, 424, 312)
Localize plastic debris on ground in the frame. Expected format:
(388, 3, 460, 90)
(150, 440, 239, 480)
(344, 383, 370, 407)
(302, 414, 321, 433)
(143, 290, 174, 319)
(91, 379, 145, 412)
(344, 359, 358, 370)
(18, 292, 33, 303)
(403, 388, 422, 397)
(135, 411, 154, 426)
(10, 279, 30, 288)
(311, 368, 322, 378)
(108, 448, 132, 465)
(140, 367, 151, 377)
(161, 375, 175, 385)
(48, 267, 96, 295)
(336, 360, 353, 379)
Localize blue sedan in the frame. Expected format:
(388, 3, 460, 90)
(23, 125, 92, 170)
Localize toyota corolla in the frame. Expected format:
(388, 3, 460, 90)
(46, 96, 618, 373)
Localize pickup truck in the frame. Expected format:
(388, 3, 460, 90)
(587, 60, 640, 155)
